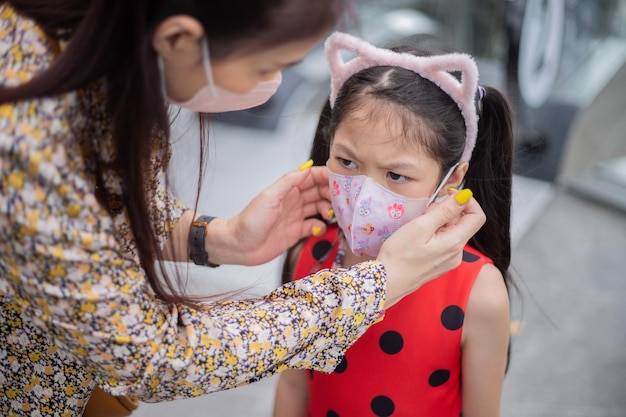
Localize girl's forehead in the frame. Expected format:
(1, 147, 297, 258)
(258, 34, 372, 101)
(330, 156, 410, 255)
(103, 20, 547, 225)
(334, 116, 435, 166)
(337, 102, 430, 151)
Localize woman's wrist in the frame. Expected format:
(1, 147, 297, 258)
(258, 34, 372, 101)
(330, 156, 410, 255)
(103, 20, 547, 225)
(201, 216, 244, 266)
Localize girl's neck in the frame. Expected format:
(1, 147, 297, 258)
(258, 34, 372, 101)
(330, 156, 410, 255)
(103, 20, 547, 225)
(340, 239, 376, 267)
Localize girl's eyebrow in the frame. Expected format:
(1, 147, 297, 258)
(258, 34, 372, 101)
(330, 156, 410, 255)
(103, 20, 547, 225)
(333, 142, 359, 162)
(385, 161, 417, 172)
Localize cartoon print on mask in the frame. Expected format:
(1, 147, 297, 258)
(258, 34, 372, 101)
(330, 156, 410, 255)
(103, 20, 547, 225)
(387, 203, 405, 220)
(358, 197, 372, 216)
(357, 237, 370, 254)
(360, 223, 375, 234)
(377, 225, 391, 242)
(332, 180, 341, 196)
(343, 176, 352, 192)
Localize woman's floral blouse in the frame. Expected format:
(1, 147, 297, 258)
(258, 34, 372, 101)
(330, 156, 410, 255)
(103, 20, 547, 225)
(0, 5, 386, 416)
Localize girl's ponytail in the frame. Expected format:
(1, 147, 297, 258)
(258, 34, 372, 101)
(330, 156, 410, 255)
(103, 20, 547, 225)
(464, 86, 514, 284)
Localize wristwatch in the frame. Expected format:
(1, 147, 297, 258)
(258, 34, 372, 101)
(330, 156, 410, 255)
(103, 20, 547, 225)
(189, 215, 220, 267)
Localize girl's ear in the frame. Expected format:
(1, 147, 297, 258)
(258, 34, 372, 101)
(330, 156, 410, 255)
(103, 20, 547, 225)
(445, 161, 469, 189)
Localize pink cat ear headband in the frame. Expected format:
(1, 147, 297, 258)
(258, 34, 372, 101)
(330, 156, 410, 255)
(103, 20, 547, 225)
(325, 32, 481, 162)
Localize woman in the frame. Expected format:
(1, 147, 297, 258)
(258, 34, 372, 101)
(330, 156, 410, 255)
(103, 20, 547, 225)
(0, 1, 485, 416)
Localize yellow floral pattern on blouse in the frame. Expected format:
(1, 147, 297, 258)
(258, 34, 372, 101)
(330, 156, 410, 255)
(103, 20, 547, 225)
(0, 5, 386, 417)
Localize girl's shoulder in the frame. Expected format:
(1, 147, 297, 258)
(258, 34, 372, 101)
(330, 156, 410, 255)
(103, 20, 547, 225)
(466, 262, 509, 323)
(461, 260, 509, 351)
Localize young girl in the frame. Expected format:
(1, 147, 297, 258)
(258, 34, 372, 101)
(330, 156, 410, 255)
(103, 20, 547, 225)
(273, 32, 513, 417)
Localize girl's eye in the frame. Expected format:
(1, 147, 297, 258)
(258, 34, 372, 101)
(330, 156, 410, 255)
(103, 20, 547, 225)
(388, 171, 410, 183)
(338, 158, 356, 169)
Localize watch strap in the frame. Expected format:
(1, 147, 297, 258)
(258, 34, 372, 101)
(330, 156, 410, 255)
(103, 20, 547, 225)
(190, 215, 220, 267)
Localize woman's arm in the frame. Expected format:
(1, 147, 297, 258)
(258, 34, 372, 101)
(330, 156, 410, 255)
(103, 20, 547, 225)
(1, 93, 386, 402)
(461, 263, 510, 417)
(273, 370, 309, 417)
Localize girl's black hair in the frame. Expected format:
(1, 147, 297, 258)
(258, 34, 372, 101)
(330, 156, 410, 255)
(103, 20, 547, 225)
(287, 40, 514, 369)
(283, 41, 514, 370)
(1, 0, 351, 307)
(294, 46, 514, 288)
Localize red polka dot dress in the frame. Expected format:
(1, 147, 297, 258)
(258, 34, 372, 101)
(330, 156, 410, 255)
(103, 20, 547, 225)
(293, 224, 491, 417)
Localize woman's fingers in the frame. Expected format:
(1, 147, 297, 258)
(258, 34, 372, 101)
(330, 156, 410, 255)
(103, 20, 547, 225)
(264, 165, 329, 207)
(300, 199, 334, 221)
(261, 168, 313, 205)
(433, 190, 486, 246)
(300, 218, 328, 239)
(422, 189, 484, 242)
(377, 189, 486, 307)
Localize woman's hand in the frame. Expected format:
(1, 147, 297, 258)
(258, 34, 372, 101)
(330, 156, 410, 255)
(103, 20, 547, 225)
(209, 162, 333, 266)
(377, 189, 486, 307)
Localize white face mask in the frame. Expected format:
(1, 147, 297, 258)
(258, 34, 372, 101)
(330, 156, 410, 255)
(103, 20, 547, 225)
(160, 38, 282, 113)
(328, 163, 457, 257)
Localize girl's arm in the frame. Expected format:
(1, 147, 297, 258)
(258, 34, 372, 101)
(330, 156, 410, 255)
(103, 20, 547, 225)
(273, 369, 309, 417)
(461, 263, 510, 417)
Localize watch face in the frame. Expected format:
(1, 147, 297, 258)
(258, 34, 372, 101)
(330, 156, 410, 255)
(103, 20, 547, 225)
(190, 221, 209, 266)
(190, 217, 219, 267)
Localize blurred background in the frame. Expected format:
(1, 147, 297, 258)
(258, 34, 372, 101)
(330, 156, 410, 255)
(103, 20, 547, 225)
(137, 0, 626, 415)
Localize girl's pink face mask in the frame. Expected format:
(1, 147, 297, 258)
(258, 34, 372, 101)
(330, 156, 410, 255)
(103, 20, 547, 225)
(328, 165, 455, 257)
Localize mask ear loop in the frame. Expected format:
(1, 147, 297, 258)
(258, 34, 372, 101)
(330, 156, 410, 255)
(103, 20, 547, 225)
(157, 39, 219, 100)
(200, 37, 219, 98)
(427, 162, 459, 205)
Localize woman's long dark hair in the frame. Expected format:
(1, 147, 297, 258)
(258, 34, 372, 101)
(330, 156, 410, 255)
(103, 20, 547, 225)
(0, 0, 351, 306)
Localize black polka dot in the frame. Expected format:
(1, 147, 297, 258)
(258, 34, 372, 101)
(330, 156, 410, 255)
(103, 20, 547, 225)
(312, 240, 333, 261)
(371, 396, 395, 417)
(441, 305, 464, 330)
(379, 330, 403, 354)
(462, 250, 480, 262)
(429, 369, 451, 387)
(334, 356, 347, 373)
(326, 411, 339, 417)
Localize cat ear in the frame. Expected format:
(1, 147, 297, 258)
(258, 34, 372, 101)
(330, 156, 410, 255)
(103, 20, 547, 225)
(324, 32, 480, 162)
(325, 32, 389, 106)
(412, 54, 479, 162)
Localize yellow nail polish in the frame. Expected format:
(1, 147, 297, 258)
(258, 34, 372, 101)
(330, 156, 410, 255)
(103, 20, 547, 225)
(447, 187, 457, 192)
(312, 227, 322, 236)
(298, 159, 314, 171)
(454, 188, 473, 205)
(327, 209, 334, 218)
